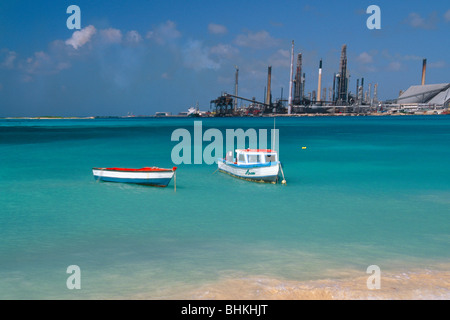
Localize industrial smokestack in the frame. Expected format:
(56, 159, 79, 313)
(302, 73, 306, 103)
(294, 53, 303, 104)
(361, 77, 364, 104)
(266, 66, 272, 106)
(373, 83, 378, 104)
(332, 73, 336, 103)
(288, 40, 294, 114)
(356, 79, 359, 104)
(337, 44, 348, 105)
(317, 59, 323, 102)
(421, 59, 426, 85)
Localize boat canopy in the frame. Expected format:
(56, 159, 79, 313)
(235, 149, 278, 164)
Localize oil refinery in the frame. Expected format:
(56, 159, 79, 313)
(208, 42, 449, 117)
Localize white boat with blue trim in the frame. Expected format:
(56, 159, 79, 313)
(92, 166, 177, 187)
(218, 149, 283, 184)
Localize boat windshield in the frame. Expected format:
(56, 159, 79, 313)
(264, 153, 277, 162)
(235, 150, 278, 164)
(247, 154, 261, 163)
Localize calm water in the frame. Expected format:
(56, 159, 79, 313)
(0, 116, 449, 299)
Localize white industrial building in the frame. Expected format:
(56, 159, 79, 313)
(397, 83, 450, 108)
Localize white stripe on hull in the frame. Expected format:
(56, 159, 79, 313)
(92, 169, 174, 180)
(218, 161, 279, 183)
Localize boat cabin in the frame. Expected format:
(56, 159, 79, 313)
(227, 149, 278, 165)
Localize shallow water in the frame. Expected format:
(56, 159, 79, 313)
(0, 116, 449, 299)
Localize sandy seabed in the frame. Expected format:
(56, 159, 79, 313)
(189, 270, 449, 300)
(129, 265, 450, 300)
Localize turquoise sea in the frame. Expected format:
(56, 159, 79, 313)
(0, 115, 449, 299)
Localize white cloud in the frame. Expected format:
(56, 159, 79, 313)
(407, 13, 426, 28)
(356, 52, 373, 64)
(234, 30, 280, 49)
(210, 44, 239, 59)
(208, 23, 227, 35)
(428, 61, 446, 68)
(65, 25, 97, 49)
(387, 61, 401, 71)
(402, 54, 422, 61)
(268, 49, 290, 67)
(182, 40, 219, 71)
(100, 28, 122, 44)
(1, 49, 17, 69)
(146, 20, 181, 45)
(56, 62, 71, 71)
(355, 51, 377, 72)
(125, 30, 142, 44)
(25, 51, 50, 74)
(19, 49, 71, 79)
(445, 10, 450, 22)
(405, 12, 438, 29)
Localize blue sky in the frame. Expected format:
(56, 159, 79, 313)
(0, 0, 449, 116)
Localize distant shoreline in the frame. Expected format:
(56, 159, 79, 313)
(1, 112, 449, 120)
